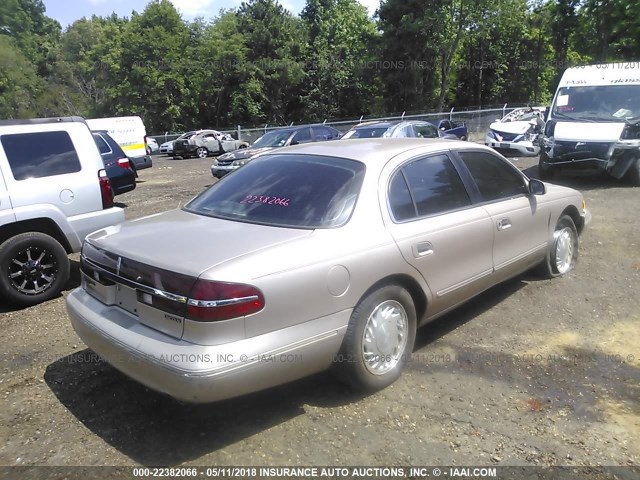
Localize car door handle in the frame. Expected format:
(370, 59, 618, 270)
(412, 241, 434, 258)
(497, 218, 512, 231)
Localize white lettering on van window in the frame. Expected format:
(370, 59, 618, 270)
(556, 95, 569, 107)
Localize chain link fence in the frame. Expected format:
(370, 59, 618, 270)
(148, 104, 528, 151)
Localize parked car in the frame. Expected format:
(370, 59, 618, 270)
(432, 119, 468, 140)
(211, 125, 341, 177)
(67, 138, 590, 403)
(86, 116, 152, 170)
(146, 138, 158, 155)
(540, 63, 640, 184)
(0, 117, 125, 306)
(341, 120, 457, 140)
(173, 129, 250, 159)
(485, 106, 547, 156)
(92, 131, 137, 196)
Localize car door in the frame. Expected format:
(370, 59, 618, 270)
(455, 150, 550, 280)
(201, 133, 221, 153)
(383, 152, 495, 316)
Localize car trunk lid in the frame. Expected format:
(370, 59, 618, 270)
(81, 209, 312, 339)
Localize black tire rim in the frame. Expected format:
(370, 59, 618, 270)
(8, 246, 58, 295)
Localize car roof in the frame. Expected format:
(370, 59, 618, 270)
(351, 121, 395, 129)
(264, 138, 482, 173)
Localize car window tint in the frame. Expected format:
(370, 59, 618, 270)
(414, 124, 439, 138)
(313, 127, 337, 141)
(292, 128, 312, 144)
(389, 171, 416, 221)
(402, 154, 471, 217)
(1, 131, 82, 181)
(185, 154, 365, 229)
(93, 134, 111, 155)
(458, 151, 527, 202)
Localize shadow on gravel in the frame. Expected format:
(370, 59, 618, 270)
(44, 352, 365, 465)
(523, 165, 631, 191)
(414, 275, 529, 350)
(409, 276, 640, 429)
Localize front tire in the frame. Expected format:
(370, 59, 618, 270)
(626, 157, 640, 186)
(0, 232, 70, 306)
(334, 285, 417, 392)
(535, 214, 579, 279)
(538, 152, 555, 180)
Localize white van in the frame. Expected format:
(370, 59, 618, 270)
(86, 116, 153, 170)
(540, 62, 640, 185)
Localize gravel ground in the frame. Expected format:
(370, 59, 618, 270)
(1, 153, 639, 471)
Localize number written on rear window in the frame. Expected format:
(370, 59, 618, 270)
(240, 195, 290, 206)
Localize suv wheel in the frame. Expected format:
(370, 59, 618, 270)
(0, 232, 70, 306)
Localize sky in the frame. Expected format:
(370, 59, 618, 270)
(41, 0, 380, 28)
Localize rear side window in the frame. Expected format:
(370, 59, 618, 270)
(391, 154, 470, 220)
(93, 134, 112, 155)
(185, 154, 365, 229)
(458, 151, 527, 202)
(1, 131, 81, 181)
(414, 123, 439, 138)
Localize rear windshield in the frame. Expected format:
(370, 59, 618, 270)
(185, 154, 365, 229)
(343, 127, 389, 139)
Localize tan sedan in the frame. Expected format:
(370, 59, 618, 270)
(66, 139, 590, 403)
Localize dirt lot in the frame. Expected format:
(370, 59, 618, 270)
(1, 153, 639, 470)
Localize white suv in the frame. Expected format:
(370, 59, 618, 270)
(0, 117, 125, 306)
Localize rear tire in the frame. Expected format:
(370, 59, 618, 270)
(534, 215, 578, 279)
(0, 232, 70, 306)
(196, 147, 209, 159)
(333, 285, 416, 392)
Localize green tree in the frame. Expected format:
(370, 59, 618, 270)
(301, 0, 381, 120)
(237, 0, 306, 124)
(113, 0, 192, 131)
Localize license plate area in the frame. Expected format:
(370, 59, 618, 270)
(115, 284, 139, 316)
(500, 143, 510, 149)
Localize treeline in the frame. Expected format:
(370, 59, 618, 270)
(1, 0, 639, 132)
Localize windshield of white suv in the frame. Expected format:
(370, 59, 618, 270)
(552, 85, 640, 121)
(185, 154, 365, 229)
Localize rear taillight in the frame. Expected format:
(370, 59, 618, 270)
(186, 280, 265, 322)
(99, 169, 114, 209)
(116, 157, 130, 169)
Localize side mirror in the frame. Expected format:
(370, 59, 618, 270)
(529, 178, 546, 195)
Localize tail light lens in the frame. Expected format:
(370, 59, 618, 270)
(116, 157, 130, 169)
(99, 169, 114, 209)
(186, 280, 265, 322)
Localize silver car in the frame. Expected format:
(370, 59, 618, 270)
(66, 139, 590, 403)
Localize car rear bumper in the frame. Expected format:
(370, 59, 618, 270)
(107, 168, 136, 196)
(66, 287, 349, 403)
(130, 155, 152, 170)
